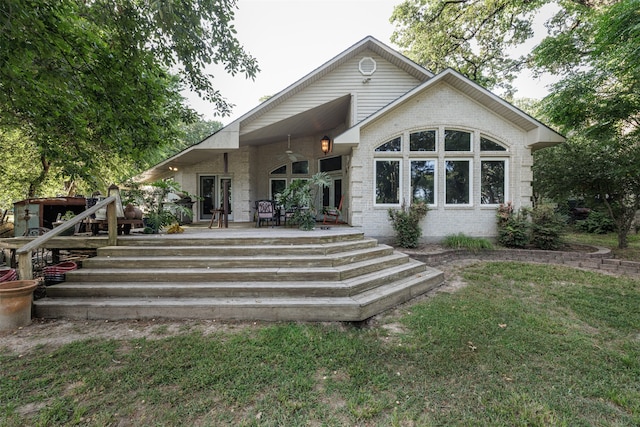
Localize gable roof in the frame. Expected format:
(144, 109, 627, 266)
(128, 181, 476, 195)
(335, 68, 565, 150)
(233, 36, 433, 131)
(138, 36, 433, 181)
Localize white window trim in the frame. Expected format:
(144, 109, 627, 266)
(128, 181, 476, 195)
(374, 158, 402, 207)
(480, 158, 509, 206)
(444, 158, 473, 207)
(410, 158, 438, 207)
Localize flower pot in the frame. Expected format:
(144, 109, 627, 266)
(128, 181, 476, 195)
(0, 280, 38, 330)
(124, 204, 137, 219)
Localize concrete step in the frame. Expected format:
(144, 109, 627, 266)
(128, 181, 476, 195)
(66, 252, 410, 283)
(83, 245, 394, 269)
(33, 229, 446, 322)
(34, 268, 444, 322)
(96, 238, 379, 257)
(114, 231, 366, 247)
(46, 259, 430, 299)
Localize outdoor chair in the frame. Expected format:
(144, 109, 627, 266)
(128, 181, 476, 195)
(323, 195, 343, 224)
(255, 199, 278, 227)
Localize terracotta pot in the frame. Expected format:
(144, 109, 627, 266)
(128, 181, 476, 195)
(0, 280, 38, 330)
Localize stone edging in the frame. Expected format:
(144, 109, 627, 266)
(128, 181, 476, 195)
(401, 246, 640, 277)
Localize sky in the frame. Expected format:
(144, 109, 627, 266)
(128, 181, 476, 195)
(185, 0, 556, 125)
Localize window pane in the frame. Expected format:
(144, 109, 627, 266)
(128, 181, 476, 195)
(271, 165, 286, 174)
(292, 160, 308, 174)
(319, 156, 342, 172)
(411, 160, 435, 204)
(445, 130, 471, 151)
(375, 137, 402, 152)
(480, 137, 507, 151)
(410, 131, 436, 151)
(445, 160, 470, 204)
(481, 161, 505, 204)
(271, 179, 287, 200)
(375, 160, 400, 204)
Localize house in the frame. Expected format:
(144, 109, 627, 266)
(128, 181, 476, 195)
(138, 36, 564, 242)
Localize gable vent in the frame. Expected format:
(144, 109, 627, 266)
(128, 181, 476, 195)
(359, 57, 377, 76)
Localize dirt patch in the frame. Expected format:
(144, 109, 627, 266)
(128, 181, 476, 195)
(0, 318, 261, 355)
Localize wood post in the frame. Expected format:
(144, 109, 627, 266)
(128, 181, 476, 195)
(17, 251, 33, 280)
(107, 184, 119, 246)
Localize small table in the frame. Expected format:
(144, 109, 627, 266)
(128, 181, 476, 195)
(208, 209, 225, 228)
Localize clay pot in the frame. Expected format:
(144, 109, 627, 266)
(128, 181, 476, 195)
(0, 280, 38, 330)
(124, 204, 137, 219)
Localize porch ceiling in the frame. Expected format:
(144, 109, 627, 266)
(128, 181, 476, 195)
(239, 95, 351, 146)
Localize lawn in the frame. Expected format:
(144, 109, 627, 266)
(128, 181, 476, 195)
(2, 262, 639, 426)
(566, 230, 640, 261)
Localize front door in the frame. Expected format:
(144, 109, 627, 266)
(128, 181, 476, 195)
(199, 175, 215, 221)
(199, 175, 233, 221)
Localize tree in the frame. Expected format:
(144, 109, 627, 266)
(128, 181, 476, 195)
(534, 135, 640, 248)
(390, 0, 547, 96)
(0, 0, 258, 196)
(533, 0, 640, 248)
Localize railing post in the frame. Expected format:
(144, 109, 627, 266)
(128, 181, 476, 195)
(107, 184, 120, 246)
(18, 251, 33, 280)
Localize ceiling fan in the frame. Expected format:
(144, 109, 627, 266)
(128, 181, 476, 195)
(281, 134, 304, 162)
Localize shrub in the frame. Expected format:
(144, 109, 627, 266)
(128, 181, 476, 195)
(442, 233, 493, 252)
(575, 210, 615, 234)
(497, 204, 530, 248)
(530, 204, 566, 250)
(388, 202, 429, 248)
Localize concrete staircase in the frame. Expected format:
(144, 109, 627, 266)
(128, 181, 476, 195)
(34, 230, 443, 321)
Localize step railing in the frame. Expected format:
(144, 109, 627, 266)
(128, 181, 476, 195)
(15, 185, 123, 280)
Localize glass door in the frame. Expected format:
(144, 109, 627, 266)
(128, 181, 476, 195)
(199, 175, 215, 220)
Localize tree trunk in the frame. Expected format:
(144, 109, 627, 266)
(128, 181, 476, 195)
(27, 156, 50, 198)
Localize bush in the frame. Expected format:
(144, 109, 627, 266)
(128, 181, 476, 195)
(497, 203, 530, 248)
(575, 210, 615, 234)
(530, 204, 566, 250)
(442, 233, 493, 252)
(388, 202, 429, 248)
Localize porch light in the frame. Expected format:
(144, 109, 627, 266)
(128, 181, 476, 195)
(321, 135, 332, 155)
(169, 166, 178, 171)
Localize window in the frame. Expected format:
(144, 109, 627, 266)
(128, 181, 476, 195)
(410, 130, 436, 151)
(481, 160, 505, 204)
(375, 137, 401, 152)
(271, 165, 286, 175)
(270, 179, 287, 200)
(292, 160, 308, 174)
(373, 130, 507, 208)
(411, 160, 436, 204)
(375, 159, 401, 204)
(445, 160, 471, 204)
(319, 156, 342, 172)
(445, 130, 471, 151)
(480, 137, 507, 151)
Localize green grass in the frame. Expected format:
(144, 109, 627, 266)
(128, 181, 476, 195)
(442, 233, 493, 252)
(2, 263, 639, 426)
(566, 230, 640, 261)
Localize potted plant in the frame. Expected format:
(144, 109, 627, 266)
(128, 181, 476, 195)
(122, 179, 198, 233)
(276, 172, 331, 230)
